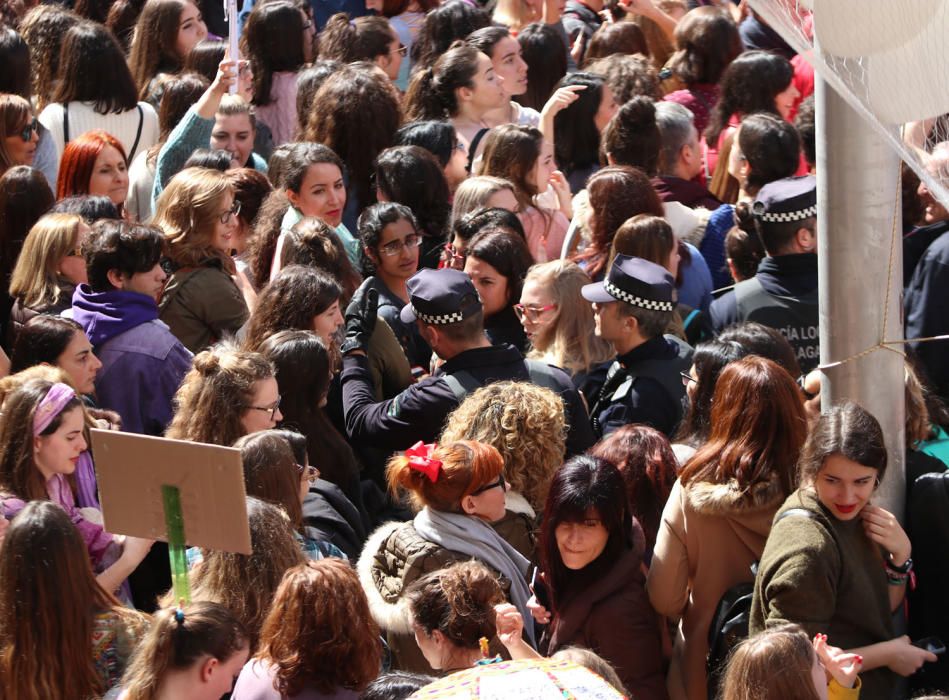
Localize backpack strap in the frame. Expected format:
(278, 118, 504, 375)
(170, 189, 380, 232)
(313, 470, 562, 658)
(128, 104, 144, 161)
(466, 127, 489, 174)
(776, 507, 817, 524)
(62, 102, 70, 144)
(440, 369, 481, 402)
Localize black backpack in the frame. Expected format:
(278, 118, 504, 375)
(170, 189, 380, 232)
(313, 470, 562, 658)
(705, 508, 816, 698)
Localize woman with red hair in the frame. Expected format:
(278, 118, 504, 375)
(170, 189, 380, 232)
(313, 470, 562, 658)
(57, 131, 130, 217)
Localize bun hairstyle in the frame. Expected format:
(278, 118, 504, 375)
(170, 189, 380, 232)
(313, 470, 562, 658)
(120, 601, 248, 700)
(601, 96, 660, 175)
(404, 42, 482, 122)
(319, 13, 395, 64)
(406, 561, 504, 649)
(386, 440, 503, 512)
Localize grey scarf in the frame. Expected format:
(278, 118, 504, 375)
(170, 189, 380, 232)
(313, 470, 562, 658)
(413, 507, 536, 647)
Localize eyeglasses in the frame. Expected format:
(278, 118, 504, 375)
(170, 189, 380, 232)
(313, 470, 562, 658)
(440, 243, 466, 269)
(379, 233, 422, 257)
(218, 200, 242, 224)
(19, 118, 38, 142)
(245, 395, 280, 419)
(297, 463, 319, 484)
(680, 370, 696, 387)
(471, 472, 506, 496)
(393, 44, 407, 56)
(514, 303, 557, 322)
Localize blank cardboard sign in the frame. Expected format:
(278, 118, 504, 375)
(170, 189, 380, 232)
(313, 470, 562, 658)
(90, 429, 252, 554)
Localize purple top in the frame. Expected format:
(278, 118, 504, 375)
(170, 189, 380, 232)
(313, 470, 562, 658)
(232, 660, 360, 700)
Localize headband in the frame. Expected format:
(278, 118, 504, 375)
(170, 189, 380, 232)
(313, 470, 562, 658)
(33, 383, 77, 436)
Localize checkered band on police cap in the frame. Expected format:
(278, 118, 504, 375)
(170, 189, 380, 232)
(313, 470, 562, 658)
(411, 308, 466, 325)
(753, 175, 817, 225)
(604, 279, 675, 311)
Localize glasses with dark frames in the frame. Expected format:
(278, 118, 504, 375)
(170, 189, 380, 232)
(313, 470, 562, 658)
(19, 118, 38, 142)
(218, 200, 242, 224)
(471, 472, 506, 496)
(245, 394, 280, 419)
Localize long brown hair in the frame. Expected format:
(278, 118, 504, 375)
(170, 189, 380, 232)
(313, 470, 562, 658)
(121, 602, 248, 700)
(0, 501, 144, 700)
(165, 344, 275, 447)
(573, 166, 664, 280)
(679, 356, 806, 496)
(0, 378, 84, 501)
(233, 430, 305, 530)
(256, 560, 382, 695)
(128, 0, 192, 99)
(167, 497, 306, 651)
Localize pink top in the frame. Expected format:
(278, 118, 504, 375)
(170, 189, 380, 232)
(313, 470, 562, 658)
(255, 71, 300, 147)
(517, 206, 569, 263)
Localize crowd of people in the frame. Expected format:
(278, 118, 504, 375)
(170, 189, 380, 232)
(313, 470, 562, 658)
(1, 0, 948, 697)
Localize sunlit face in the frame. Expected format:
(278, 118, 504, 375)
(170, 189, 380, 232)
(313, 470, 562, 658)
(463, 472, 507, 522)
(87, 145, 129, 206)
(667, 242, 680, 279)
(728, 127, 746, 184)
(211, 192, 239, 253)
(3, 114, 38, 167)
(464, 52, 507, 114)
(491, 36, 528, 98)
(517, 278, 557, 343)
(211, 113, 254, 169)
(59, 221, 91, 286)
(464, 256, 509, 317)
(373, 218, 420, 282)
(239, 376, 282, 435)
(555, 509, 609, 570)
(376, 34, 404, 81)
(33, 406, 86, 481)
(287, 163, 346, 228)
(484, 188, 519, 213)
(813, 454, 878, 521)
(117, 262, 167, 303)
(683, 363, 698, 403)
(918, 160, 949, 224)
(311, 299, 344, 346)
(774, 80, 800, 121)
(528, 141, 556, 195)
(301, 10, 316, 63)
(594, 85, 618, 133)
(175, 1, 207, 60)
(591, 300, 626, 344)
(57, 331, 102, 395)
(237, 61, 254, 102)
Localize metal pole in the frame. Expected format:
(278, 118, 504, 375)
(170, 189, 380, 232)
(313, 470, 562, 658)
(815, 73, 906, 520)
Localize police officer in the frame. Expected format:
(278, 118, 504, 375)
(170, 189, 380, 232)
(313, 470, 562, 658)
(582, 255, 693, 438)
(710, 175, 820, 372)
(339, 267, 594, 454)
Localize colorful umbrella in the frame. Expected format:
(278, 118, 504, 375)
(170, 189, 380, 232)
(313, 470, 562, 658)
(409, 658, 627, 700)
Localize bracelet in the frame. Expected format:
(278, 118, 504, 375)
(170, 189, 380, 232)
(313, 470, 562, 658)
(886, 570, 909, 586)
(885, 556, 913, 574)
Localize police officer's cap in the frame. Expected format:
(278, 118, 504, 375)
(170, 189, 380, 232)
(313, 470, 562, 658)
(581, 255, 675, 312)
(400, 268, 483, 325)
(752, 175, 817, 224)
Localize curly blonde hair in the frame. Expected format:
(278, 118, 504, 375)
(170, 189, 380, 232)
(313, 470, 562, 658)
(165, 342, 274, 446)
(440, 381, 566, 513)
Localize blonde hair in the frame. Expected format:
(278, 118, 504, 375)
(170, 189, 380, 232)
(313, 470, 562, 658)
(492, 0, 535, 32)
(522, 260, 614, 374)
(450, 176, 516, 226)
(441, 382, 565, 513)
(165, 342, 274, 447)
(153, 167, 235, 273)
(8, 213, 82, 309)
(905, 362, 933, 446)
(216, 94, 257, 129)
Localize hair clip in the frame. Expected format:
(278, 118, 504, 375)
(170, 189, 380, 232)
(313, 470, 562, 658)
(405, 441, 443, 483)
(175, 599, 186, 626)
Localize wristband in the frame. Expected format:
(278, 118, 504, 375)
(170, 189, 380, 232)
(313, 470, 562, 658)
(886, 556, 913, 574)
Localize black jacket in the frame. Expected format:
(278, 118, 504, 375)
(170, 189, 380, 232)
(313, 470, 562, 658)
(341, 343, 594, 454)
(904, 229, 949, 401)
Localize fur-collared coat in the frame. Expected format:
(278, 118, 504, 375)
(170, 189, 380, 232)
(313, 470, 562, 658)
(356, 493, 536, 674)
(645, 475, 787, 700)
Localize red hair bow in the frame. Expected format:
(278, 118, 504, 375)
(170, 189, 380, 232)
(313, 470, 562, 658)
(406, 441, 443, 483)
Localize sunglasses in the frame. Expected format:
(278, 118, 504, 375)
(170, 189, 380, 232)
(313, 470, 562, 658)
(514, 303, 556, 322)
(471, 472, 506, 496)
(19, 118, 38, 142)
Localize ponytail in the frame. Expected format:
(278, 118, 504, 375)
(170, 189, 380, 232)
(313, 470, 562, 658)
(121, 601, 248, 700)
(320, 13, 394, 64)
(404, 66, 449, 121)
(318, 13, 358, 62)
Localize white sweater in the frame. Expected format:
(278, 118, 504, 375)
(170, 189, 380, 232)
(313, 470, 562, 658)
(39, 101, 159, 164)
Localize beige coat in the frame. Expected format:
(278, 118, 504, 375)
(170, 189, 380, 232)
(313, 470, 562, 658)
(646, 475, 785, 700)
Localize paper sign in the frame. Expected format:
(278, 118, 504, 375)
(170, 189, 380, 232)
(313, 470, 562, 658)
(90, 429, 251, 554)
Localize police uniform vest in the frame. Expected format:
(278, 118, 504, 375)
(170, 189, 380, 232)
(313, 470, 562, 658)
(590, 334, 693, 437)
(734, 277, 819, 372)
